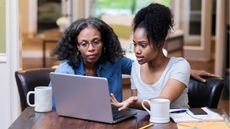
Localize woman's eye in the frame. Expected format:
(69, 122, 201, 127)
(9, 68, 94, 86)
(80, 42, 88, 47)
(93, 40, 99, 45)
(140, 44, 147, 48)
(133, 43, 137, 47)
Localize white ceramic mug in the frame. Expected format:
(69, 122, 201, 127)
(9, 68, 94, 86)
(26, 86, 52, 112)
(142, 98, 170, 123)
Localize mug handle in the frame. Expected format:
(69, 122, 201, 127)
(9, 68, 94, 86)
(141, 99, 151, 115)
(26, 91, 35, 107)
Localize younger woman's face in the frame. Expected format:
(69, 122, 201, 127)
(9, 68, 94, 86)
(77, 26, 103, 64)
(133, 27, 160, 65)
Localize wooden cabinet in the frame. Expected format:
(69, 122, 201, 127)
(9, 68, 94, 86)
(164, 30, 184, 57)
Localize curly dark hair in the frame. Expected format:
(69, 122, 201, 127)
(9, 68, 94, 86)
(133, 3, 174, 48)
(52, 17, 124, 68)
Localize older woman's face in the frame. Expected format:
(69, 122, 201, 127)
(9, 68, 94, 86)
(77, 26, 103, 64)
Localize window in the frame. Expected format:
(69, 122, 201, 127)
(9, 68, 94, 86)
(91, 0, 172, 18)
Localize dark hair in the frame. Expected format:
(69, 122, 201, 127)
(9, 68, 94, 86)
(52, 17, 124, 68)
(133, 3, 174, 48)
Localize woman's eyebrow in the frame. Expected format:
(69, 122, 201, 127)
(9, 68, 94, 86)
(133, 40, 148, 44)
(78, 40, 87, 43)
(91, 37, 100, 41)
(78, 37, 100, 42)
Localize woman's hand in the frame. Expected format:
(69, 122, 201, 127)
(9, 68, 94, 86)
(111, 94, 138, 111)
(191, 69, 216, 83)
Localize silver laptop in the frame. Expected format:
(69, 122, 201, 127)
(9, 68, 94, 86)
(50, 72, 136, 123)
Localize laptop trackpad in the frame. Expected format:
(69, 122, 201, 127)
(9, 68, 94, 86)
(112, 106, 137, 123)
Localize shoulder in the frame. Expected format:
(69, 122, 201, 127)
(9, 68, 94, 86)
(131, 61, 140, 72)
(132, 60, 139, 67)
(55, 60, 75, 74)
(168, 57, 191, 86)
(170, 57, 190, 70)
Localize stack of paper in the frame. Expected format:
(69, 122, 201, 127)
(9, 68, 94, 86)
(177, 121, 230, 129)
(170, 107, 224, 122)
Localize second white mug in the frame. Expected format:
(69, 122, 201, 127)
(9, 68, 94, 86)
(142, 98, 170, 123)
(26, 86, 52, 112)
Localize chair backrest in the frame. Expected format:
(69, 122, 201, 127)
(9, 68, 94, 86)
(15, 68, 55, 111)
(188, 76, 224, 108)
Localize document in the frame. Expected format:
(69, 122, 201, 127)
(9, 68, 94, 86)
(177, 121, 230, 129)
(170, 107, 224, 123)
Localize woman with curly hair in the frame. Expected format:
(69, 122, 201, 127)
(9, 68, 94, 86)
(51, 17, 133, 107)
(111, 3, 192, 110)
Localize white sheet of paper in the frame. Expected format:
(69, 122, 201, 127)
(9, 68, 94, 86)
(170, 107, 224, 122)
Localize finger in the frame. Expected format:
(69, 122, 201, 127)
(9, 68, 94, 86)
(118, 107, 124, 111)
(118, 106, 127, 111)
(111, 99, 122, 106)
(111, 95, 119, 103)
(194, 76, 206, 83)
(201, 71, 215, 77)
(110, 93, 117, 101)
(111, 99, 120, 105)
(110, 94, 123, 107)
(110, 93, 115, 98)
(201, 78, 206, 83)
(111, 102, 122, 107)
(202, 72, 221, 79)
(208, 73, 217, 77)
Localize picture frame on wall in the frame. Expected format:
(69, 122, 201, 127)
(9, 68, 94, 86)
(37, 0, 61, 33)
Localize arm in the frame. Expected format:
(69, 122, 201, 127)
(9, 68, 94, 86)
(159, 79, 186, 102)
(159, 58, 190, 103)
(111, 79, 187, 111)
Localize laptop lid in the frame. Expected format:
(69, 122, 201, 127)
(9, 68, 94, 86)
(50, 72, 136, 123)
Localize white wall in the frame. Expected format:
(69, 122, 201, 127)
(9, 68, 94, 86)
(0, 0, 20, 129)
(72, 0, 85, 20)
(28, 0, 37, 35)
(214, 0, 227, 77)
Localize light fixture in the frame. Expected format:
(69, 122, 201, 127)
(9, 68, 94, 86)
(56, 16, 70, 33)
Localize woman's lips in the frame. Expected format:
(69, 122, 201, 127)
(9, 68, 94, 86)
(136, 55, 144, 62)
(86, 54, 97, 60)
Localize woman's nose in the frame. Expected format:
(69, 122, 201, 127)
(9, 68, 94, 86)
(135, 47, 141, 54)
(87, 43, 95, 51)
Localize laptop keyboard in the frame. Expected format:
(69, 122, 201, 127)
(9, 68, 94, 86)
(112, 107, 133, 120)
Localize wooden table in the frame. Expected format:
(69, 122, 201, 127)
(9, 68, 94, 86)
(9, 107, 178, 129)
